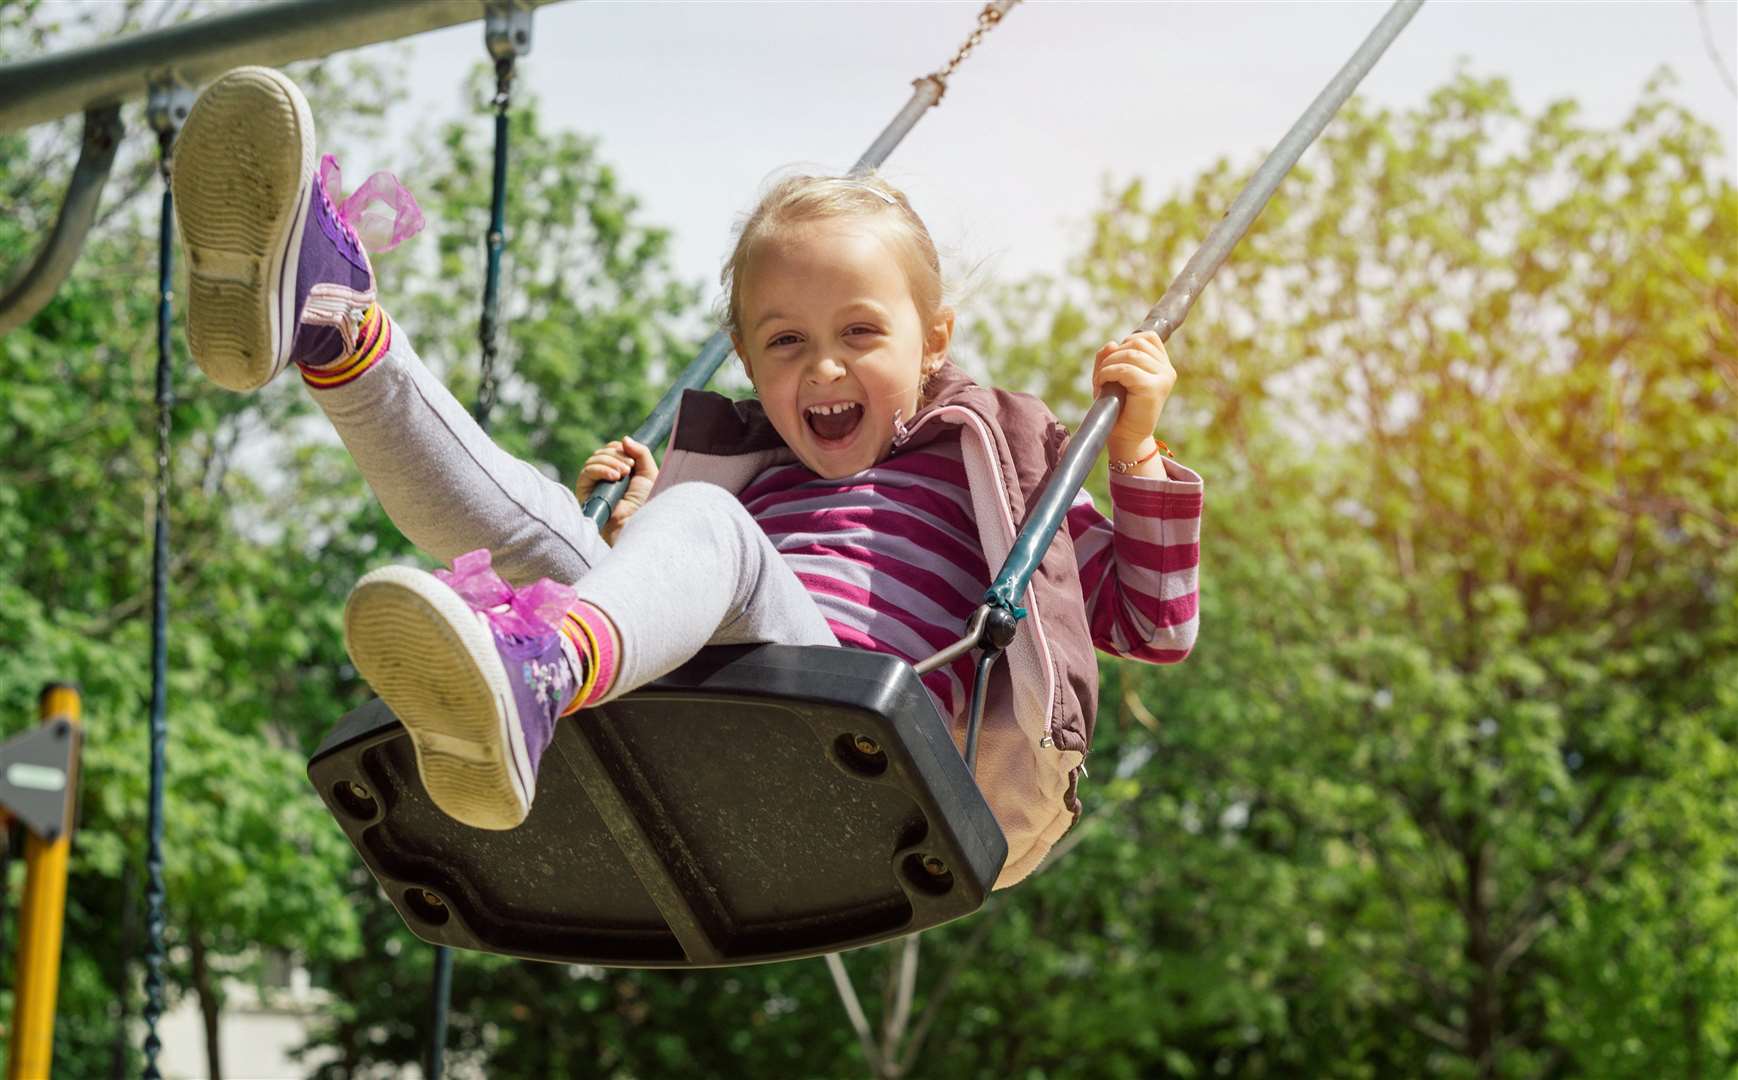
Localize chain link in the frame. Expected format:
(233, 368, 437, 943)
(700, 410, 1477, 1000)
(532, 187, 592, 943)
(142, 83, 191, 1080)
(935, 2, 1012, 82)
(491, 56, 515, 111)
(474, 57, 514, 432)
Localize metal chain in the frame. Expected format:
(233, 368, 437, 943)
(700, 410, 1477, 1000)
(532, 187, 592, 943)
(491, 54, 515, 110)
(933, 1, 1013, 83)
(142, 143, 172, 1079)
(142, 77, 188, 1074)
(473, 56, 514, 433)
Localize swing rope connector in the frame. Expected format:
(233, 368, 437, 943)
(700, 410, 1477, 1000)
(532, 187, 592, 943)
(484, 1, 533, 109)
(921, 0, 1019, 103)
(145, 79, 195, 178)
(484, 2, 535, 63)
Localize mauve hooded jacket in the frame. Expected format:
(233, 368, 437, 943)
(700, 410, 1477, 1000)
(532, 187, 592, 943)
(648, 362, 1163, 886)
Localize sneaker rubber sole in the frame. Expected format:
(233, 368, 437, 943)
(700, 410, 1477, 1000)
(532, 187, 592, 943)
(171, 66, 313, 393)
(344, 566, 535, 831)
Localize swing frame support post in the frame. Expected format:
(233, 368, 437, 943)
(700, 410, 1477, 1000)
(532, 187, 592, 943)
(984, 0, 1424, 621)
(4, 685, 83, 1080)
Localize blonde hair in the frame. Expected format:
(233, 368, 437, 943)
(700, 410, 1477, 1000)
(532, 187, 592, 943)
(719, 173, 947, 343)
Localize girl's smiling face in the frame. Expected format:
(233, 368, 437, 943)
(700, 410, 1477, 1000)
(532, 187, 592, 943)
(733, 219, 952, 479)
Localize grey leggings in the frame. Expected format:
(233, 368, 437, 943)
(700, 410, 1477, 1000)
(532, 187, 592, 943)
(312, 328, 836, 697)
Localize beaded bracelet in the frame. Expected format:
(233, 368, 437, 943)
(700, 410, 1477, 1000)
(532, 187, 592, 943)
(1109, 438, 1171, 474)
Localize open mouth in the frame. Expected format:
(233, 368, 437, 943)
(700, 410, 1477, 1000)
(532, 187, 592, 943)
(804, 401, 864, 443)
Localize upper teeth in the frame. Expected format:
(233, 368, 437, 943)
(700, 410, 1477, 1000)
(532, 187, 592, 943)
(806, 403, 858, 416)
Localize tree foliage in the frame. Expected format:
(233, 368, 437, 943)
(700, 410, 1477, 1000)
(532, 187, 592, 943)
(971, 71, 1737, 1079)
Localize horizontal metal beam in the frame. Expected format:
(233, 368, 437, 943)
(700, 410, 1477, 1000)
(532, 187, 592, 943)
(0, 0, 572, 135)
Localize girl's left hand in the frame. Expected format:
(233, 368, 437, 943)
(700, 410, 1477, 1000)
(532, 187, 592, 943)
(1092, 330, 1177, 460)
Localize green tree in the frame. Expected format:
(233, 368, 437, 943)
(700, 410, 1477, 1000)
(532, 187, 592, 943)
(965, 72, 1737, 1078)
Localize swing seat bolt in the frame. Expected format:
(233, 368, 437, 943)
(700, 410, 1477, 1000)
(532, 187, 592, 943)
(420, 889, 445, 908)
(922, 855, 948, 877)
(333, 779, 379, 821)
(853, 734, 881, 756)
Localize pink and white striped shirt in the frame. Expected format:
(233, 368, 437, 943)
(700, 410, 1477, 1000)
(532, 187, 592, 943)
(739, 434, 1202, 720)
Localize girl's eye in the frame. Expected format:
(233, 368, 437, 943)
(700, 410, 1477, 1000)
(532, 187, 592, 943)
(846, 325, 880, 338)
(767, 333, 801, 348)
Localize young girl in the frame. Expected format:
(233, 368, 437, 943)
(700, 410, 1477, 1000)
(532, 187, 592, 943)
(172, 67, 1202, 888)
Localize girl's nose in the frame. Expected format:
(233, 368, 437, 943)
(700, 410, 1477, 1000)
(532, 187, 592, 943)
(807, 355, 847, 383)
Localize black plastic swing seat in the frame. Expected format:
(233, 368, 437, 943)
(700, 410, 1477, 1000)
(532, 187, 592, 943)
(308, 643, 1008, 969)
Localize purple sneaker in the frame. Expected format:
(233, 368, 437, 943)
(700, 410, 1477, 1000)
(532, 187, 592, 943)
(343, 556, 583, 830)
(172, 66, 376, 392)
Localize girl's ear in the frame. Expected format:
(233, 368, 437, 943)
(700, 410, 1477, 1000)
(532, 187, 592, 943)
(732, 334, 755, 385)
(924, 306, 956, 372)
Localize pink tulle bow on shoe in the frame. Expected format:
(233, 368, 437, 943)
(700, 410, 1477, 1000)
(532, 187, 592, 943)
(320, 154, 425, 253)
(434, 550, 577, 641)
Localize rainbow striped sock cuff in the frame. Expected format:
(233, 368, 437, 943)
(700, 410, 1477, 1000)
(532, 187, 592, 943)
(559, 602, 620, 715)
(300, 305, 391, 390)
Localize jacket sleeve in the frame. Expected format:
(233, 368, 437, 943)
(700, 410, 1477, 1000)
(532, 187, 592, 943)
(1066, 458, 1203, 663)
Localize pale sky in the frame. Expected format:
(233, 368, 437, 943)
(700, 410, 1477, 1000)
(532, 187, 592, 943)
(25, 1, 1738, 312)
(337, 0, 1738, 308)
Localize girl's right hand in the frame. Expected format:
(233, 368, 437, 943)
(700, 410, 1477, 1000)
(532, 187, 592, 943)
(575, 435, 658, 544)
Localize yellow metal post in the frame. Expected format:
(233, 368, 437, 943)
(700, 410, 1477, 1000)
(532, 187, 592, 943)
(7, 684, 82, 1080)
